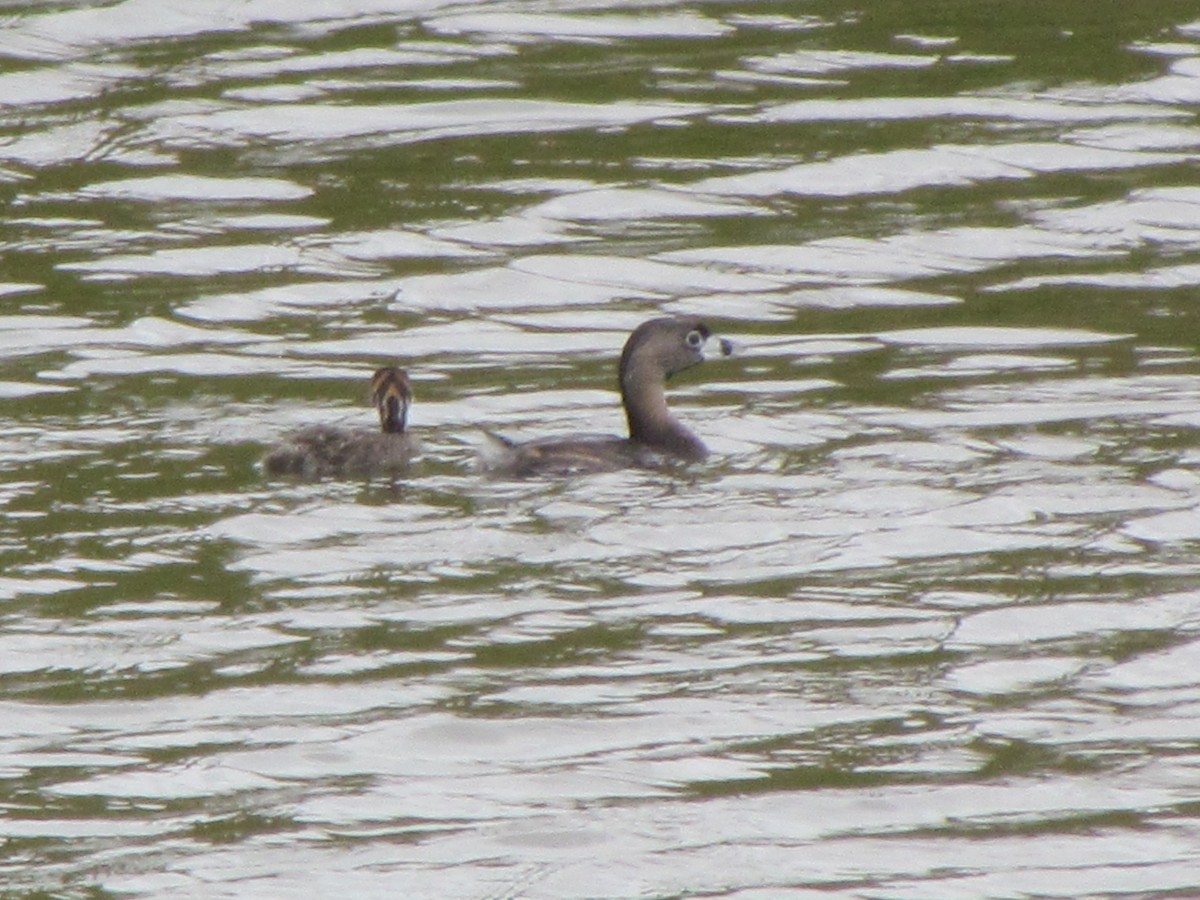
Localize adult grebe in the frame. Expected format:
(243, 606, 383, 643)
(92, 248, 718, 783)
(480, 316, 732, 477)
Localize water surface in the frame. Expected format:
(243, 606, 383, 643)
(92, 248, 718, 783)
(2, 1, 1200, 897)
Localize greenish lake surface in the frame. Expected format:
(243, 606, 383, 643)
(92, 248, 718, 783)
(2, 1, 1200, 897)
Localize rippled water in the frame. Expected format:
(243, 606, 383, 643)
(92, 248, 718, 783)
(3, 1, 1200, 897)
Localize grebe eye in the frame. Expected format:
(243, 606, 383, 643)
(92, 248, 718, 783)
(685, 329, 703, 348)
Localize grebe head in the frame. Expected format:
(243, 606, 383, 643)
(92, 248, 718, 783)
(619, 317, 733, 389)
(371, 366, 412, 434)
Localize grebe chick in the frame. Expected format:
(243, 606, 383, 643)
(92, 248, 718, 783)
(264, 367, 417, 479)
(480, 316, 732, 478)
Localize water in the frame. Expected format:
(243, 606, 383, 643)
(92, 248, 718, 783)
(2, 1, 1200, 897)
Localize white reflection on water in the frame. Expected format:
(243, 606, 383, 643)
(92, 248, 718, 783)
(691, 141, 1190, 197)
(78, 174, 314, 202)
(0, 0, 466, 60)
(0, 62, 138, 105)
(743, 48, 939, 75)
(0, 315, 268, 363)
(427, 10, 736, 41)
(146, 98, 709, 147)
(746, 95, 1184, 123)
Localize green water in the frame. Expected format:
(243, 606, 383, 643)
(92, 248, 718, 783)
(1, 1, 1200, 898)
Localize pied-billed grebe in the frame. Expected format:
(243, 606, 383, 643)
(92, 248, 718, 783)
(480, 316, 733, 477)
(264, 366, 418, 478)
